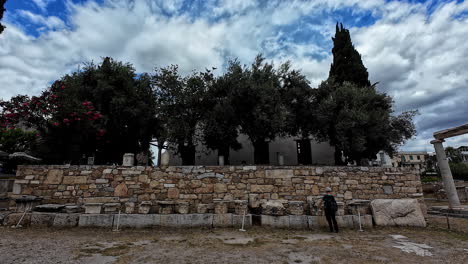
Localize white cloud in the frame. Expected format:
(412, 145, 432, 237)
(0, 0, 467, 151)
(31, 0, 55, 13)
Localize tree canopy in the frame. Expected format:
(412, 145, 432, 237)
(0, 0, 6, 35)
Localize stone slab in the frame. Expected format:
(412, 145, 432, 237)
(78, 214, 114, 228)
(191, 214, 213, 227)
(34, 204, 65, 212)
(308, 216, 319, 229)
(177, 214, 193, 228)
(261, 215, 289, 228)
(53, 214, 79, 227)
(213, 214, 233, 227)
(115, 214, 160, 228)
(371, 199, 426, 227)
(30, 212, 56, 227)
(289, 215, 308, 229)
(83, 203, 103, 214)
(233, 214, 252, 228)
(160, 214, 179, 227)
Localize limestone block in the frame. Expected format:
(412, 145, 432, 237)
(234, 200, 248, 215)
(214, 183, 227, 193)
(63, 176, 87, 185)
(370, 199, 426, 227)
(124, 202, 135, 214)
(177, 202, 190, 214)
(138, 201, 152, 214)
(261, 215, 289, 228)
(250, 185, 274, 193)
(352, 215, 373, 229)
(261, 200, 286, 216)
(289, 215, 308, 229)
(167, 188, 179, 199)
(5, 213, 31, 226)
(114, 183, 128, 197)
(288, 201, 305, 215)
(160, 214, 179, 227)
(336, 215, 354, 228)
(214, 201, 228, 214)
(233, 214, 252, 228)
(116, 214, 160, 228)
(30, 212, 56, 227)
(122, 153, 134, 166)
(12, 184, 21, 195)
(103, 203, 121, 214)
(78, 214, 114, 227)
(44, 169, 63, 184)
(213, 214, 233, 227)
(248, 194, 260, 208)
(191, 214, 213, 227)
(308, 216, 319, 229)
(265, 169, 294, 179)
(53, 214, 79, 227)
(177, 214, 192, 228)
(83, 203, 102, 214)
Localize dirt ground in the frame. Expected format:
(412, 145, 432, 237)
(0, 215, 467, 264)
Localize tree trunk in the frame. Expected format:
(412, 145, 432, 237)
(253, 140, 270, 165)
(180, 145, 196, 165)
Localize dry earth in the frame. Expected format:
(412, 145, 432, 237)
(0, 216, 467, 264)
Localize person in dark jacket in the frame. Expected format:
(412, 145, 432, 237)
(322, 187, 339, 233)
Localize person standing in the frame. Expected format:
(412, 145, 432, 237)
(322, 187, 339, 233)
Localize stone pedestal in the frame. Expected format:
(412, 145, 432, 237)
(234, 200, 248, 215)
(214, 200, 228, 214)
(122, 153, 135, 167)
(84, 203, 103, 214)
(138, 201, 152, 214)
(288, 201, 305, 215)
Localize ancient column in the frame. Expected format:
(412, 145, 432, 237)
(431, 139, 461, 208)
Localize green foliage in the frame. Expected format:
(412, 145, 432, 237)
(0, 0, 6, 34)
(445, 147, 463, 163)
(315, 80, 417, 164)
(449, 162, 468, 181)
(201, 61, 243, 164)
(153, 65, 210, 165)
(0, 57, 158, 164)
(329, 23, 371, 87)
(0, 128, 37, 153)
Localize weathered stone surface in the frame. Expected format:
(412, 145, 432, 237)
(30, 213, 56, 226)
(308, 216, 319, 229)
(103, 203, 120, 213)
(289, 215, 308, 229)
(63, 176, 87, 185)
(197, 172, 224, 179)
(213, 214, 233, 227)
(44, 169, 63, 184)
(251, 184, 274, 193)
(34, 204, 65, 212)
(114, 183, 128, 197)
(78, 214, 114, 227)
(115, 214, 160, 228)
(261, 215, 289, 228)
(371, 199, 426, 227)
(265, 169, 293, 179)
(160, 214, 179, 227)
(177, 203, 190, 214)
(233, 214, 252, 228)
(83, 203, 102, 214)
(53, 214, 79, 227)
(191, 214, 213, 227)
(352, 215, 373, 229)
(167, 188, 179, 199)
(138, 201, 152, 214)
(5, 213, 31, 226)
(261, 200, 286, 216)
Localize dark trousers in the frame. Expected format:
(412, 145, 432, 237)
(325, 208, 339, 232)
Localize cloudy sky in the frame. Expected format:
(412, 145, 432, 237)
(1, 0, 467, 152)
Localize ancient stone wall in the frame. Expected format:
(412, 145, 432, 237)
(10, 165, 423, 214)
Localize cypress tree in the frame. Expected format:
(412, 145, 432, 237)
(0, 0, 6, 35)
(329, 23, 371, 87)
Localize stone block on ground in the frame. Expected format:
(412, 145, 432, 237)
(213, 214, 233, 227)
(352, 214, 373, 229)
(261, 215, 289, 228)
(53, 214, 79, 227)
(5, 213, 31, 226)
(191, 214, 213, 227)
(31, 212, 56, 227)
(308, 216, 319, 229)
(78, 214, 114, 228)
(177, 214, 192, 228)
(336, 215, 354, 229)
(371, 199, 426, 227)
(233, 214, 252, 228)
(160, 214, 179, 227)
(289, 215, 308, 229)
(115, 214, 160, 228)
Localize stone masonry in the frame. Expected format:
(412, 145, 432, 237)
(10, 165, 423, 215)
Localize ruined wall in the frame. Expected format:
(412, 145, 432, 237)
(10, 165, 423, 213)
